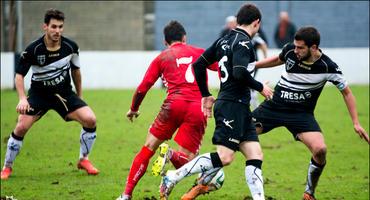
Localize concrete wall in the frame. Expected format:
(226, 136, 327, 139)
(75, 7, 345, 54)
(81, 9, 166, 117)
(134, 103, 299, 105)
(1, 48, 368, 90)
(5, 1, 146, 51)
(2, 1, 367, 51)
(154, 1, 369, 50)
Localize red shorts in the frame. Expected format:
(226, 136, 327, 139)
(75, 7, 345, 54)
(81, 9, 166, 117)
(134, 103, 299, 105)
(149, 99, 206, 154)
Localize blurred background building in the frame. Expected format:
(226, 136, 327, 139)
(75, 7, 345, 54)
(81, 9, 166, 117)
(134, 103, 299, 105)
(1, 1, 369, 52)
(1, 1, 369, 89)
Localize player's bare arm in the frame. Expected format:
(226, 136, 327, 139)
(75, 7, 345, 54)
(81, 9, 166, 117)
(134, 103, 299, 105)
(255, 55, 284, 69)
(14, 73, 30, 114)
(71, 68, 82, 98)
(341, 86, 370, 143)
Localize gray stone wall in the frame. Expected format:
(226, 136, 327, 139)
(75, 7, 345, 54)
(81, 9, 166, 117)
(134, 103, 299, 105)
(2, 1, 368, 51)
(5, 1, 146, 51)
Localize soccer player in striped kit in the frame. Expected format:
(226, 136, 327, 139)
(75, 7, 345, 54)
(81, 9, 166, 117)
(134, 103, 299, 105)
(1, 9, 99, 180)
(252, 26, 369, 200)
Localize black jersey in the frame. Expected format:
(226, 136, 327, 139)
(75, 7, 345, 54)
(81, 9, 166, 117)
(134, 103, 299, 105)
(194, 28, 263, 104)
(16, 35, 80, 94)
(263, 43, 347, 113)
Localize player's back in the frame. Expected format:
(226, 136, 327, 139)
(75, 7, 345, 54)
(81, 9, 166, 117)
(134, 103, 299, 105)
(214, 28, 257, 104)
(160, 43, 206, 101)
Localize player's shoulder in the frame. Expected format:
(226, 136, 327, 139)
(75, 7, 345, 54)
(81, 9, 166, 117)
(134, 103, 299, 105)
(282, 43, 295, 51)
(24, 36, 44, 53)
(279, 43, 295, 61)
(230, 30, 253, 50)
(61, 36, 79, 52)
(319, 53, 342, 73)
(185, 44, 206, 55)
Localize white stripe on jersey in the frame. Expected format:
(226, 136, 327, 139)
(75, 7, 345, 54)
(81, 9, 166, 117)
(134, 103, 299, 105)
(31, 55, 72, 81)
(32, 64, 70, 81)
(278, 78, 326, 91)
(279, 70, 347, 91)
(282, 70, 328, 84)
(31, 55, 72, 74)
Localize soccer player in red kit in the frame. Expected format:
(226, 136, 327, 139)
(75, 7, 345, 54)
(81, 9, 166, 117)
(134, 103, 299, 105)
(116, 20, 219, 200)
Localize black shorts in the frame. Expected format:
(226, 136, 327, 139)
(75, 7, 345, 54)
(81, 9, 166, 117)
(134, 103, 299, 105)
(252, 104, 321, 140)
(26, 90, 87, 121)
(212, 100, 259, 151)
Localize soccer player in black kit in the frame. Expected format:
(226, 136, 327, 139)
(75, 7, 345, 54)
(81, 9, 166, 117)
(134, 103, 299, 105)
(252, 26, 369, 200)
(1, 9, 99, 180)
(159, 4, 273, 200)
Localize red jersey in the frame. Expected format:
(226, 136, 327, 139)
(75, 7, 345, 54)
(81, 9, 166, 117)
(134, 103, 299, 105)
(130, 43, 217, 111)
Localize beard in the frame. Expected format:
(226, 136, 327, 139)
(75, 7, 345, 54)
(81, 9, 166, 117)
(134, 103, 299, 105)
(297, 51, 311, 61)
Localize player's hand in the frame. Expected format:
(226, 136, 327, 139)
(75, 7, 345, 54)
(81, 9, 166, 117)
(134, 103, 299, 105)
(353, 123, 370, 144)
(201, 96, 215, 118)
(260, 81, 273, 100)
(16, 98, 30, 114)
(126, 109, 140, 122)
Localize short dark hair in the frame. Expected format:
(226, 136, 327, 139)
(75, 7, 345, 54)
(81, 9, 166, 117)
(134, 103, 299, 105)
(236, 3, 261, 26)
(163, 20, 186, 45)
(44, 8, 65, 24)
(294, 26, 321, 47)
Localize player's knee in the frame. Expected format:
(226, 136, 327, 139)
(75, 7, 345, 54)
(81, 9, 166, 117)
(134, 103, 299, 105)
(313, 145, 327, 160)
(83, 115, 96, 128)
(219, 154, 234, 166)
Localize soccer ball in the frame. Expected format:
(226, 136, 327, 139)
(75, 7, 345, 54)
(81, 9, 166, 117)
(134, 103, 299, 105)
(198, 168, 225, 191)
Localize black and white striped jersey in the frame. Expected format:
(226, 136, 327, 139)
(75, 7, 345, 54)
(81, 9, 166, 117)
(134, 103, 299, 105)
(16, 35, 80, 94)
(264, 43, 347, 113)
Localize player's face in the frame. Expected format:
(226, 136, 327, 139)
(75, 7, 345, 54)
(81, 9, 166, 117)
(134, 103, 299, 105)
(44, 19, 64, 43)
(293, 40, 310, 61)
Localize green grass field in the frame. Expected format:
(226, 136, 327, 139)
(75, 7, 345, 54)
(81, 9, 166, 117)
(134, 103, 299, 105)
(1, 86, 369, 200)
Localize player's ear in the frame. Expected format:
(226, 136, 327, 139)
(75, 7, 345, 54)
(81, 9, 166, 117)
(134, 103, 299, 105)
(182, 35, 186, 43)
(310, 44, 318, 51)
(42, 23, 48, 31)
(253, 19, 260, 28)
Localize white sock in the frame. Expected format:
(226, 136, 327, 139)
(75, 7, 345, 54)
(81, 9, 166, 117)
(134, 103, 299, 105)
(79, 128, 97, 159)
(4, 135, 23, 168)
(245, 165, 265, 200)
(169, 153, 215, 183)
(305, 159, 324, 195)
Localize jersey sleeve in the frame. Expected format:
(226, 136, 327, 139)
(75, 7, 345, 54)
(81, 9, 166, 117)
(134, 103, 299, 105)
(278, 43, 293, 62)
(193, 40, 219, 97)
(232, 39, 263, 92)
(15, 46, 33, 76)
(327, 63, 348, 91)
(130, 54, 162, 111)
(70, 42, 81, 69)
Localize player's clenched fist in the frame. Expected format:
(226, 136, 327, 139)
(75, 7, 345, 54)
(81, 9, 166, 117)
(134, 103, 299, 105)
(201, 96, 215, 118)
(126, 109, 140, 122)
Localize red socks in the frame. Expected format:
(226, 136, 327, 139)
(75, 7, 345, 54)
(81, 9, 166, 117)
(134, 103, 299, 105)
(124, 146, 154, 196)
(170, 150, 189, 169)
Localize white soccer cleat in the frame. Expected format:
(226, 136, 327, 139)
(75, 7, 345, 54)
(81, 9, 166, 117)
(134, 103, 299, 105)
(159, 171, 176, 200)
